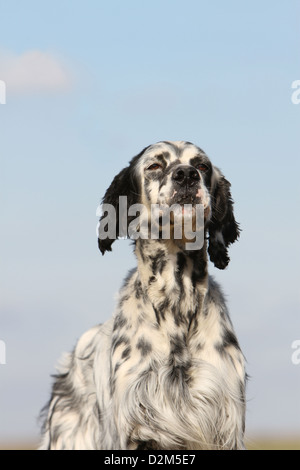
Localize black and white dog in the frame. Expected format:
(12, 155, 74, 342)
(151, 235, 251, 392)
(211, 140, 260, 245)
(40, 141, 246, 450)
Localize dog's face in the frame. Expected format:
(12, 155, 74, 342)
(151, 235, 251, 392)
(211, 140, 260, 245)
(98, 141, 240, 269)
(136, 141, 211, 220)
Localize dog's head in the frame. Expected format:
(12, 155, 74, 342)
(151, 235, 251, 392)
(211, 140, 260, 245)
(98, 141, 240, 269)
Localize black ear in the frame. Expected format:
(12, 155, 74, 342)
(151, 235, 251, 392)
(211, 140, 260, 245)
(98, 152, 143, 255)
(208, 168, 240, 269)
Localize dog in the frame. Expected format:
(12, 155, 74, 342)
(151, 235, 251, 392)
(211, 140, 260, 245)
(39, 141, 246, 450)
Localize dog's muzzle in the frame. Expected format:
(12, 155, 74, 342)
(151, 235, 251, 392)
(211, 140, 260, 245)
(170, 165, 202, 205)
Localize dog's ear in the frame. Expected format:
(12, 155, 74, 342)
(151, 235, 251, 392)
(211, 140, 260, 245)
(207, 167, 240, 269)
(98, 152, 143, 255)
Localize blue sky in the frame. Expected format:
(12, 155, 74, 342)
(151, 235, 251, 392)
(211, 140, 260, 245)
(0, 0, 300, 444)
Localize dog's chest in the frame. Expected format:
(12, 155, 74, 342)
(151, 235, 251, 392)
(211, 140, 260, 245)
(110, 267, 224, 394)
(108, 264, 245, 451)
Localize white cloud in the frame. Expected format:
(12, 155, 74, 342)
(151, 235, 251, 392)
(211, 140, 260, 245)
(0, 49, 72, 94)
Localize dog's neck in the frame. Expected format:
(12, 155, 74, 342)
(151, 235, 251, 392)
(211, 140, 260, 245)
(135, 238, 208, 327)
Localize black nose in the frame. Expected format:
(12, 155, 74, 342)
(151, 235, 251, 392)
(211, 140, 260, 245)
(172, 165, 200, 187)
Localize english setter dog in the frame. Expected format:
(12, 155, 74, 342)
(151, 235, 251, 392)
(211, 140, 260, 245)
(40, 141, 246, 450)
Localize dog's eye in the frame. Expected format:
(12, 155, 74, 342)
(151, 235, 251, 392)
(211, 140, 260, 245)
(196, 163, 209, 173)
(147, 163, 162, 171)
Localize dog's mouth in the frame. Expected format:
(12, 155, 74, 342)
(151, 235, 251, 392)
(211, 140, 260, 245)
(166, 188, 211, 222)
(169, 204, 196, 221)
(155, 202, 210, 230)
(169, 187, 208, 203)
(167, 204, 210, 225)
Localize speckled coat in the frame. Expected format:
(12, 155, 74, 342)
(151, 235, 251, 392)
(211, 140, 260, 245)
(40, 141, 246, 450)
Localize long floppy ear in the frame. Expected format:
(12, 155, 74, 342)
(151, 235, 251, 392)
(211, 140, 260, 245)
(98, 151, 144, 255)
(207, 167, 240, 269)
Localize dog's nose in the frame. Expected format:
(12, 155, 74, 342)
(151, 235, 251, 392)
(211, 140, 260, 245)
(172, 165, 200, 187)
